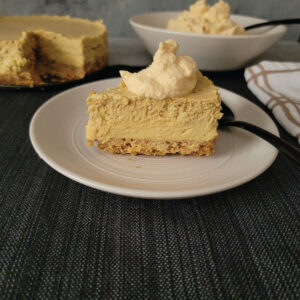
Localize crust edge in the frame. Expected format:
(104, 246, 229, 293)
(0, 53, 108, 86)
(89, 138, 217, 156)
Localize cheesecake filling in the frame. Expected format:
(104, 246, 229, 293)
(86, 73, 222, 144)
(167, 0, 246, 35)
(120, 39, 198, 100)
(88, 119, 218, 143)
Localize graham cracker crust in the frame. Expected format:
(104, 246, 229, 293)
(84, 53, 109, 75)
(88, 138, 217, 156)
(0, 73, 35, 86)
(0, 53, 108, 86)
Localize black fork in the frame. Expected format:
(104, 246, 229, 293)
(219, 102, 300, 164)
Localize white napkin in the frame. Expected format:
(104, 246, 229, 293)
(245, 61, 300, 143)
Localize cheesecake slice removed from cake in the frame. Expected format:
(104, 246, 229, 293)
(0, 16, 108, 86)
(86, 39, 222, 156)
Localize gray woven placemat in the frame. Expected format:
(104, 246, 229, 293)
(0, 68, 299, 299)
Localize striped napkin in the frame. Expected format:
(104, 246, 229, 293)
(245, 61, 300, 144)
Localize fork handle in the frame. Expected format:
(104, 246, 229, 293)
(221, 121, 300, 164)
(245, 18, 300, 30)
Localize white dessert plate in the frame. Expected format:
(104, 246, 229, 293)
(130, 13, 287, 71)
(29, 78, 279, 199)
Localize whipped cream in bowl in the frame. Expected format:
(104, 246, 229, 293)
(129, 0, 286, 70)
(167, 0, 246, 36)
(120, 39, 198, 100)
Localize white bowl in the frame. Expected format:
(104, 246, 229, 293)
(130, 12, 287, 71)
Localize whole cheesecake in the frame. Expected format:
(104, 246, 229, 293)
(0, 15, 108, 86)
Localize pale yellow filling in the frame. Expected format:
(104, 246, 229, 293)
(0, 32, 36, 75)
(0, 41, 28, 73)
(93, 119, 218, 142)
(86, 72, 222, 143)
(34, 31, 84, 67)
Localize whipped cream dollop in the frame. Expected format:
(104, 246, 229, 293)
(119, 39, 198, 100)
(167, 0, 246, 36)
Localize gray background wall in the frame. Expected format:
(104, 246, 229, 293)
(1, 0, 299, 40)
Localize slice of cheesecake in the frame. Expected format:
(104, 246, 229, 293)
(0, 16, 108, 86)
(86, 71, 222, 156)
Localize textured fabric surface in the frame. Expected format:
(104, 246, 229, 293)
(245, 61, 300, 143)
(0, 67, 299, 299)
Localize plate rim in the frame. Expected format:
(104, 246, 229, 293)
(29, 77, 279, 199)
